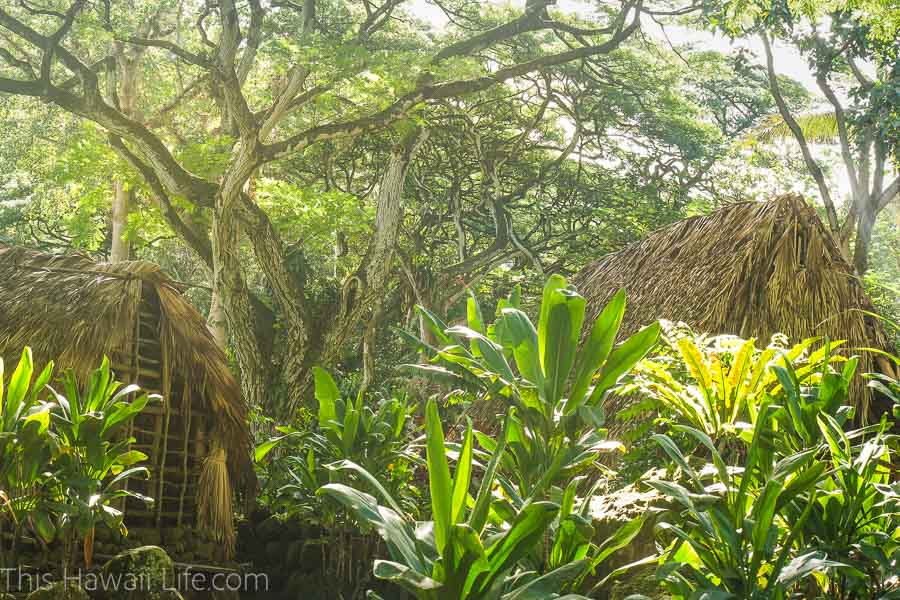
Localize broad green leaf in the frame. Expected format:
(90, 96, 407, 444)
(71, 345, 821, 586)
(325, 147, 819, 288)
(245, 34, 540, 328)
(426, 400, 453, 556)
(543, 298, 582, 407)
(589, 322, 661, 404)
(537, 274, 568, 367)
(313, 367, 340, 434)
(567, 289, 625, 414)
(326, 459, 407, 517)
(318, 484, 423, 572)
(498, 308, 542, 387)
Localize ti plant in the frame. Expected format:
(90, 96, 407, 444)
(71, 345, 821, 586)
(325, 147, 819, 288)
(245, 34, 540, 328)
(649, 403, 847, 599)
(256, 367, 420, 519)
(48, 358, 156, 568)
(319, 399, 596, 600)
(800, 419, 899, 598)
(413, 275, 660, 501)
(0, 348, 56, 567)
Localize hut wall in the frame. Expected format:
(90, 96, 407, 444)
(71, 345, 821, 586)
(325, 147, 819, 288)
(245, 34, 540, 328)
(110, 284, 211, 529)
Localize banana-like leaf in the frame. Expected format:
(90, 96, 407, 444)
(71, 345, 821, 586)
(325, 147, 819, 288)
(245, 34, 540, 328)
(537, 274, 568, 368)
(567, 289, 625, 414)
(498, 308, 542, 387)
(589, 323, 661, 405)
(318, 483, 424, 572)
(426, 400, 453, 556)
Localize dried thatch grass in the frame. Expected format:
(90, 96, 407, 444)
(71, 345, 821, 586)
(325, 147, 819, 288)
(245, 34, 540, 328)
(0, 244, 252, 552)
(574, 194, 895, 420)
(198, 442, 235, 559)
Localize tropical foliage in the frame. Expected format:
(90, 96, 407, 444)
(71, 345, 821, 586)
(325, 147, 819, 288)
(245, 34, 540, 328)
(411, 276, 660, 501)
(0, 349, 155, 569)
(639, 336, 900, 599)
(256, 367, 421, 520)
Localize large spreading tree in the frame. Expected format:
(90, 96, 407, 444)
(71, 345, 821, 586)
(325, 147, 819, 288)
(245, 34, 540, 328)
(0, 0, 666, 415)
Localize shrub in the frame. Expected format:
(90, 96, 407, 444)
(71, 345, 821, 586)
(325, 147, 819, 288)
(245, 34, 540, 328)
(0, 350, 154, 569)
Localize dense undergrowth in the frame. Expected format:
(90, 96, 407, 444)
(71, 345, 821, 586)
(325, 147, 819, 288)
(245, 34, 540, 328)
(0, 276, 897, 598)
(251, 276, 900, 599)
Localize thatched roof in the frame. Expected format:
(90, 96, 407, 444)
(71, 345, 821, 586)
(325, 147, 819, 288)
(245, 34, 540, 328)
(0, 244, 251, 480)
(574, 194, 895, 419)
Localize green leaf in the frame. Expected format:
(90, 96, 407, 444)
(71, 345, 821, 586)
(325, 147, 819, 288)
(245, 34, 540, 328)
(776, 551, 845, 586)
(318, 484, 424, 572)
(568, 289, 626, 414)
(373, 560, 442, 593)
(254, 431, 304, 462)
(415, 305, 454, 346)
(750, 479, 783, 574)
(593, 514, 646, 567)
(470, 411, 511, 533)
(589, 322, 661, 404)
(480, 502, 560, 592)
(543, 290, 586, 407)
(426, 400, 453, 556)
(313, 367, 340, 434)
(537, 274, 568, 367)
(467, 293, 485, 334)
(115, 450, 148, 467)
(342, 391, 363, 456)
(325, 459, 407, 517)
(451, 420, 474, 526)
(501, 560, 589, 600)
(498, 309, 542, 387)
(6, 347, 34, 429)
(651, 433, 700, 487)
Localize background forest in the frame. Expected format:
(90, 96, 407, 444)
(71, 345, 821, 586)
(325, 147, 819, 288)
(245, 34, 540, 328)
(0, 0, 896, 417)
(0, 0, 897, 598)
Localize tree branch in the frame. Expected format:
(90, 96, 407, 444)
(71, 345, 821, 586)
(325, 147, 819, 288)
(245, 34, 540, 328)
(108, 135, 214, 267)
(120, 36, 210, 67)
(264, 10, 640, 160)
(761, 32, 839, 232)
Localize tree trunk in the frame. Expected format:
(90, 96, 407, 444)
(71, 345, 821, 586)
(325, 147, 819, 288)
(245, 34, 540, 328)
(207, 283, 228, 348)
(310, 129, 428, 405)
(853, 199, 877, 275)
(110, 180, 132, 261)
(212, 193, 270, 411)
(109, 49, 142, 262)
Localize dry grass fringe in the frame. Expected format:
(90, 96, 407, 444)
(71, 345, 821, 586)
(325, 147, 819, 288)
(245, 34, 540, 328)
(198, 442, 236, 560)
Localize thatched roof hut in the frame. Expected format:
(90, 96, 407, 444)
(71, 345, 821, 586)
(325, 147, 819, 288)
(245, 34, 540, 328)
(574, 194, 896, 419)
(0, 244, 251, 558)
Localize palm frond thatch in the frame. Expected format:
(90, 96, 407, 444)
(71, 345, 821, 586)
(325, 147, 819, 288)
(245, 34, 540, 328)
(0, 244, 252, 556)
(574, 193, 895, 420)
